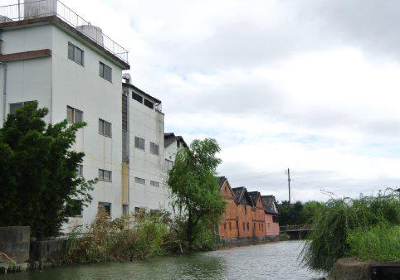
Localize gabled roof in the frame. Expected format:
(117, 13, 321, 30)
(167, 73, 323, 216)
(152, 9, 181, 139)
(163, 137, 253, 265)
(232, 187, 254, 207)
(247, 191, 262, 207)
(261, 195, 279, 215)
(164, 133, 188, 148)
(216, 176, 227, 190)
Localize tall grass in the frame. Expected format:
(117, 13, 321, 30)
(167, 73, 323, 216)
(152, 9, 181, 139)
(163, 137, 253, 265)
(300, 192, 400, 273)
(348, 224, 400, 262)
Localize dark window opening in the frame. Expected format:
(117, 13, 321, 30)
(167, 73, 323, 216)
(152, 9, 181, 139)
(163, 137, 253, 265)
(66, 199, 83, 217)
(98, 202, 111, 217)
(132, 92, 143, 103)
(144, 99, 154, 109)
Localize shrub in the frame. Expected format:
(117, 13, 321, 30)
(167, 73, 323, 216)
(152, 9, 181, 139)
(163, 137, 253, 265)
(348, 224, 400, 262)
(300, 192, 400, 273)
(65, 209, 174, 264)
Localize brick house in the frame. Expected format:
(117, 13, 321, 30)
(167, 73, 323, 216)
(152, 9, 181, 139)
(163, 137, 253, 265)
(217, 176, 279, 243)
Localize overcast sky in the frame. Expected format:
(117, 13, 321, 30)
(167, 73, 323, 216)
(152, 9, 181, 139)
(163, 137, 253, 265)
(5, 0, 400, 201)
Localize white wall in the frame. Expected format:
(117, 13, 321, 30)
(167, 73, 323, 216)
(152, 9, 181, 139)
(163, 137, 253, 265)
(0, 23, 125, 229)
(51, 26, 123, 226)
(125, 86, 167, 212)
(0, 25, 53, 126)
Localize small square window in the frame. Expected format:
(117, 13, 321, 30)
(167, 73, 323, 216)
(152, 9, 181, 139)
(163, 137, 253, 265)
(67, 106, 83, 124)
(135, 137, 145, 150)
(98, 202, 111, 217)
(150, 142, 159, 155)
(67, 199, 83, 217)
(99, 62, 112, 82)
(98, 169, 112, 182)
(144, 99, 154, 109)
(135, 177, 145, 185)
(68, 42, 84, 66)
(122, 204, 129, 216)
(99, 119, 112, 137)
(150, 181, 159, 187)
(132, 92, 143, 103)
(76, 164, 83, 177)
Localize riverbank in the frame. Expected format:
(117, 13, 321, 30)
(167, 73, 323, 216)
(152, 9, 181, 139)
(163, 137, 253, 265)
(0, 241, 324, 280)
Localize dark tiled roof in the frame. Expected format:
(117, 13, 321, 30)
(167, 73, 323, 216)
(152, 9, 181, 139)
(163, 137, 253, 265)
(261, 195, 279, 215)
(164, 133, 188, 148)
(247, 191, 261, 206)
(232, 187, 254, 207)
(216, 176, 226, 190)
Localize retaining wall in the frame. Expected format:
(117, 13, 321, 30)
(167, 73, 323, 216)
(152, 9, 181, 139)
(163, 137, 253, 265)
(0, 226, 30, 272)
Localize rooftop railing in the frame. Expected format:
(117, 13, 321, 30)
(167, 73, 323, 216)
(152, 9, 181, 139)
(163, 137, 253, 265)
(0, 0, 129, 63)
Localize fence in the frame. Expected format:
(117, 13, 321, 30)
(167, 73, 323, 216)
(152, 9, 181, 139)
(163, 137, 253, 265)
(0, 0, 128, 63)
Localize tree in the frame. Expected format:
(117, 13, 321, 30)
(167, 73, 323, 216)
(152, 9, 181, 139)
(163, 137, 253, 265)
(167, 138, 226, 250)
(0, 101, 95, 239)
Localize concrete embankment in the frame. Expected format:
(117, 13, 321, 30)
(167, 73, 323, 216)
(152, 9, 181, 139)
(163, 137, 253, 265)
(0, 226, 68, 273)
(327, 258, 372, 280)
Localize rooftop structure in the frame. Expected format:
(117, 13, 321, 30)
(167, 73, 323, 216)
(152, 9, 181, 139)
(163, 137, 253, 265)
(0, 0, 129, 66)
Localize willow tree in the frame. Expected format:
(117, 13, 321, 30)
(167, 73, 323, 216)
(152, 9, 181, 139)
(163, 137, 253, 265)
(167, 138, 225, 250)
(0, 101, 94, 238)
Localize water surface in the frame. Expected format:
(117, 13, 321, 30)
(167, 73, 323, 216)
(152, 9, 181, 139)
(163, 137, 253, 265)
(1, 241, 325, 280)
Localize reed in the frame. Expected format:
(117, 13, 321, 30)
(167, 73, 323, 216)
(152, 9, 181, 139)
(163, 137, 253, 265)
(300, 191, 400, 273)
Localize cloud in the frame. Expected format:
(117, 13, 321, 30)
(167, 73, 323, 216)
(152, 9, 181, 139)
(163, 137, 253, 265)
(4, 0, 399, 201)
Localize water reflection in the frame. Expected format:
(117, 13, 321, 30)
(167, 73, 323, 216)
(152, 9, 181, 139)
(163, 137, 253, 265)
(0, 241, 324, 280)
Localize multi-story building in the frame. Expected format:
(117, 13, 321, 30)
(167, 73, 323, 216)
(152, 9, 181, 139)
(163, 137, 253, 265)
(0, 0, 130, 228)
(0, 0, 184, 228)
(122, 76, 168, 213)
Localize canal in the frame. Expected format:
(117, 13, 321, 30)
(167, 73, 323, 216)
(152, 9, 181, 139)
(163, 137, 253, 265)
(1, 241, 325, 280)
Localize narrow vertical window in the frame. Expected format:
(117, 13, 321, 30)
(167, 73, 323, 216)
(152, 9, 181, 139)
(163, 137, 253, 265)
(99, 62, 112, 82)
(99, 119, 112, 137)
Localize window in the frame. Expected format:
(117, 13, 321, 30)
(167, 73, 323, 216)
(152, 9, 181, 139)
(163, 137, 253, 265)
(273, 216, 279, 223)
(99, 61, 112, 82)
(122, 204, 129, 216)
(99, 119, 112, 137)
(66, 199, 82, 217)
(150, 142, 159, 155)
(68, 42, 84, 66)
(98, 202, 111, 217)
(165, 160, 173, 171)
(98, 169, 112, 182)
(144, 99, 154, 109)
(247, 222, 249, 230)
(135, 177, 145, 185)
(76, 164, 83, 177)
(243, 222, 245, 231)
(10, 101, 33, 115)
(67, 106, 83, 124)
(229, 222, 232, 231)
(135, 137, 145, 150)
(132, 92, 143, 104)
(150, 181, 159, 187)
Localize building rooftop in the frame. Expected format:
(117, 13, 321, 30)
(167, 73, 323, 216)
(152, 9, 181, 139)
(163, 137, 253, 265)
(0, 0, 129, 69)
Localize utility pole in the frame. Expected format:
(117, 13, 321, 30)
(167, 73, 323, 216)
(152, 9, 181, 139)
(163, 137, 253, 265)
(287, 168, 291, 205)
(18, 0, 21, 21)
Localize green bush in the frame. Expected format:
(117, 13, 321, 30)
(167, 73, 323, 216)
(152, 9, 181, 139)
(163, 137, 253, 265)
(65, 209, 174, 264)
(348, 224, 400, 262)
(300, 192, 400, 273)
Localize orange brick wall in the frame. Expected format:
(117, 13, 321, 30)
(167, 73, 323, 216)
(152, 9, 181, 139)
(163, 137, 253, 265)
(218, 180, 279, 241)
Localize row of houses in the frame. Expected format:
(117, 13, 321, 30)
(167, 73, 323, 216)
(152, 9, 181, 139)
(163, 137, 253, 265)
(217, 177, 280, 242)
(0, 0, 280, 239)
(0, 0, 187, 230)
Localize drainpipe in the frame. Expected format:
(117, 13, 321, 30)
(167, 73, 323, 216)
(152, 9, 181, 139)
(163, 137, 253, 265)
(0, 62, 7, 122)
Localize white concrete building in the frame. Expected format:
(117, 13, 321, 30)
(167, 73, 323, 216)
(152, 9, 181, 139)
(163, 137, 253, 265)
(0, 1, 130, 227)
(164, 133, 188, 171)
(122, 78, 168, 213)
